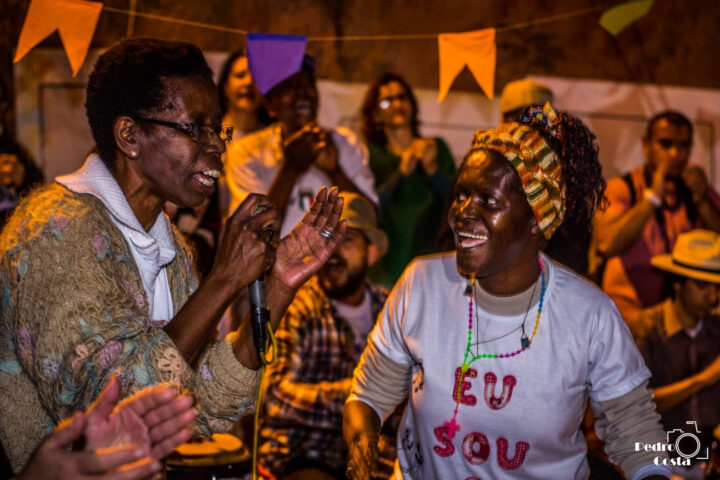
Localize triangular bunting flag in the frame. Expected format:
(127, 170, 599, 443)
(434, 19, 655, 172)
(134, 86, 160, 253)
(599, 0, 654, 36)
(246, 33, 308, 95)
(438, 28, 496, 102)
(14, 0, 103, 77)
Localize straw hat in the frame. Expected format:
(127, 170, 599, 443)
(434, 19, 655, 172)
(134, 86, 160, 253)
(651, 229, 720, 283)
(339, 192, 388, 258)
(499, 78, 554, 115)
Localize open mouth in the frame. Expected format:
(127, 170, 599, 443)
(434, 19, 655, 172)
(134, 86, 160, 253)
(193, 168, 220, 188)
(456, 230, 488, 249)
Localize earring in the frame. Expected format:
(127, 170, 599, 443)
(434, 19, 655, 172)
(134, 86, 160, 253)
(129, 151, 138, 158)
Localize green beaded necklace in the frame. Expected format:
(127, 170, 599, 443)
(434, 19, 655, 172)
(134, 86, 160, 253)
(443, 257, 546, 440)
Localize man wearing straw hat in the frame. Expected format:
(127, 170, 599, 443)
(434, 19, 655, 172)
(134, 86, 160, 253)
(258, 192, 391, 479)
(629, 229, 720, 463)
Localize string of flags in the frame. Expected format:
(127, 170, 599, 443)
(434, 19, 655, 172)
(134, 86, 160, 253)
(13, 0, 654, 100)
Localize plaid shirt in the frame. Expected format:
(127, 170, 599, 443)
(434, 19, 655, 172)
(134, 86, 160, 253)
(259, 277, 388, 474)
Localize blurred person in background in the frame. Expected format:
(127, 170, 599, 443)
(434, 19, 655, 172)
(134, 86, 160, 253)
(225, 54, 376, 237)
(0, 76, 44, 231)
(360, 72, 456, 286)
(594, 110, 720, 321)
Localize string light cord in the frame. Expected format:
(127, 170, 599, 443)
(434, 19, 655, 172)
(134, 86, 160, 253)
(251, 320, 277, 480)
(101, 4, 612, 41)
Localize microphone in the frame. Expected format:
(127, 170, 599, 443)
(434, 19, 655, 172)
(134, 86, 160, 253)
(249, 205, 273, 358)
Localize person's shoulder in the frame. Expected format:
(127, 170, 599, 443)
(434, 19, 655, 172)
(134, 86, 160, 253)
(546, 257, 615, 309)
(402, 251, 458, 284)
(233, 124, 277, 151)
(628, 302, 665, 341)
(0, 183, 107, 248)
(286, 277, 329, 320)
(331, 126, 365, 151)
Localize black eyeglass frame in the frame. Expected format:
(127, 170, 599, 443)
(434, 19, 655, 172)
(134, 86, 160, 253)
(133, 116, 234, 145)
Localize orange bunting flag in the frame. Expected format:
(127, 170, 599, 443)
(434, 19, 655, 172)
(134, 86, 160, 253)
(14, 0, 103, 77)
(437, 28, 496, 102)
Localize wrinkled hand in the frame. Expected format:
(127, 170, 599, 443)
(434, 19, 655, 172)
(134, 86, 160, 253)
(683, 164, 710, 205)
(346, 433, 379, 480)
(271, 186, 345, 290)
(0, 153, 24, 187)
(213, 194, 280, 291)
(17, 413, 160, 480)
(84, 375, 196, 460)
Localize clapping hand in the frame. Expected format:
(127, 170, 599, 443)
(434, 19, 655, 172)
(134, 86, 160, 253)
(271, 186, 345, 290)
(84, 375, 196, 460)
(17, 375, 195, 479)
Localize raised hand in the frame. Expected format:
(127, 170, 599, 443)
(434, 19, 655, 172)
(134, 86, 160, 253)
(683, 164, 710, 205)
(282, 122, 323, 175)
(212, 193, 280, 292)
(271, 186, 345, 290)
(84, 375, 196, 460)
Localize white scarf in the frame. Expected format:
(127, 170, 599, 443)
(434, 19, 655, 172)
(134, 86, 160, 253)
(56, 154, 176, 322)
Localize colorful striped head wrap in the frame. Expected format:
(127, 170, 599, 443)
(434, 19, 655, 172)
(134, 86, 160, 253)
(470, 103, 566, 239)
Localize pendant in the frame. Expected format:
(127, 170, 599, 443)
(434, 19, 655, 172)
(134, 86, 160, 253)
(521, 334, 530, 349)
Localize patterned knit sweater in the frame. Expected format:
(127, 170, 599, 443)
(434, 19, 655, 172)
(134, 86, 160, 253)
(0, 184, 260, 473)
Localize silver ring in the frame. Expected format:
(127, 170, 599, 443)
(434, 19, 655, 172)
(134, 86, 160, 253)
(319, 228, 334, 239)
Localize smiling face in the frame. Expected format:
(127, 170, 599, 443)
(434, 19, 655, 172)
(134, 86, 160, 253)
(132, 75, 225, 210)
(449, 151, 542, 293)
(375, 80, 413, 129)
(319, 227, 370, 301)
(223, 56, 261, 115)
(264, 70, 318, 135)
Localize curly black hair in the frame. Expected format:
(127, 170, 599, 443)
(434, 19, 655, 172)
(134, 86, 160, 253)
(85, 37, 213, 169)
(645, 109, 693, 140)
(527, 109, 607, 241)
(360, 72, 420, 145)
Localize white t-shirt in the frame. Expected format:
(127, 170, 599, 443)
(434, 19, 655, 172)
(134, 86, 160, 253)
(367, 252, 650, 480)
(330, 288, 374, 358)
(224, 123, 378, 236)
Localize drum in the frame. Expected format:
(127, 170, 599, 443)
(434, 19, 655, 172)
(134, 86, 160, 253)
(164, 433, 251, 480)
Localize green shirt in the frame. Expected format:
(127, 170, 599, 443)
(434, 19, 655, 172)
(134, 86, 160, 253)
(367, 137, 456, 285)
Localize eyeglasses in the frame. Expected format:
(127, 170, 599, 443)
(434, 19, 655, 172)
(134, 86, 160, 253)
(378, 92, 409, 110)
(134, 116, 234, 145)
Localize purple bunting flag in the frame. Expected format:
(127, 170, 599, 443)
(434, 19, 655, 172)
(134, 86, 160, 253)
(246, 33, 308, 95)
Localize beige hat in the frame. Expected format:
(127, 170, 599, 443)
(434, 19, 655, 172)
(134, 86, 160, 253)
(651, 229, 720, 283)
(500, 78, 554, 115)
(339, 192, 388, 258)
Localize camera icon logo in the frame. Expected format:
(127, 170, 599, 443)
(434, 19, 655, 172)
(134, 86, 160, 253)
(667, 421, 709, 460)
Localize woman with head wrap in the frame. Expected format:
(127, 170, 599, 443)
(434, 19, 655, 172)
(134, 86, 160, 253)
(344, 105, 671, 480)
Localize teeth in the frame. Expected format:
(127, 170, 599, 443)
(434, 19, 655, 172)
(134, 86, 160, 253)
(202, 169, 220, 178)
(458, 232, 488, 240)
(196, 175, 214, 187)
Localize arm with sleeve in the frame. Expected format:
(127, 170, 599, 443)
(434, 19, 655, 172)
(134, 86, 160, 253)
(586, 301, 670, 479)
(0, 191, 260, 471)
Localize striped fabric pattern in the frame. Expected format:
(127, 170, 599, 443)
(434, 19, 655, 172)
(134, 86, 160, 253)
(470, 123, 565, 239)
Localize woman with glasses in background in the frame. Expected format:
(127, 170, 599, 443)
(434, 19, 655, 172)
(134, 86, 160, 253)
(360, 73, 456, 286)
(0, 37, 344, 475)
